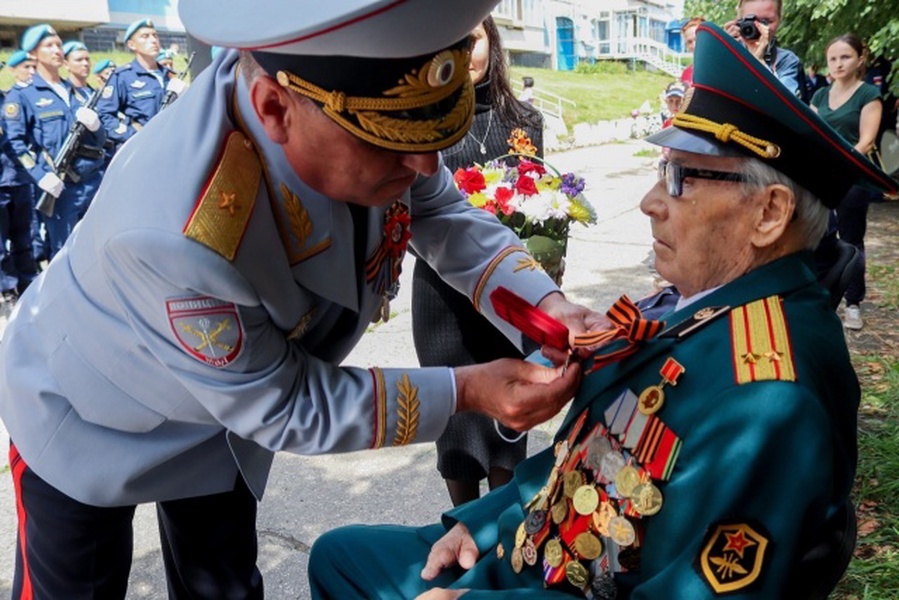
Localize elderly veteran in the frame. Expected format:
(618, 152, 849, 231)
(309, 22, 896, 600)
(0, 1, 605, 598)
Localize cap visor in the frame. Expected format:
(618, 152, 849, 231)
(646, 127, 745, 158)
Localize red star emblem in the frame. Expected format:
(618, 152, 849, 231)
(219, 191, 240, 216)
(723, 528, 756, 558)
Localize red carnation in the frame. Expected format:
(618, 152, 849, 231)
(453, 167, 486, 194)
(515, 174, 538, 196)
(517, 160, 546, 177)
(494, 186, 516, 215)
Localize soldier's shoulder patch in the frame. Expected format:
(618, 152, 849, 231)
(183, 130, 261, 261)
(730, 295, 796, 385)
(3, 102, 19, 119)
(102, 85, 114, 99)
(695, 520, 771, 594)
(166, 296, 244, 368)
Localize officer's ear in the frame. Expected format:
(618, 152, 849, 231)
(250, 75, 296, 145)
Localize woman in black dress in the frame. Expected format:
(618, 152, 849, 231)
(412, 16, 545, 506)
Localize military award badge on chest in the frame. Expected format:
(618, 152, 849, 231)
(366, 201, 411, 323)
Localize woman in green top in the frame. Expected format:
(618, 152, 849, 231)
(810, 33, 882, 330)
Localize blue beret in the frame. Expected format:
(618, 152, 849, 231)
(646, 22, 897, 207)
(92, 58, 116, 74)
(124, 18, 155, 42)
(156, 50, 173, 62)
(62, 40, 88, 57)
(21, 24, 58, 53)
(7, 50, 29, 68)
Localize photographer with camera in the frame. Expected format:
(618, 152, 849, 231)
(724, 0, 808, 101)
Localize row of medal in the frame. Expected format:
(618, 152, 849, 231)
(503, 407, 666, 598)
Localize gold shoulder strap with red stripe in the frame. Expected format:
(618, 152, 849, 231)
(730, 295, 796, 384)
(183, 131, 261, 261)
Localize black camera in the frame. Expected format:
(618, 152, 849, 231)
(736, 14, 769, 40)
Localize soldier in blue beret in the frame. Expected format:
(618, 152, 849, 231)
(62, 41, 94, 99)
(5, 50, 36, 88)
(0, 1, 607, 597)
(2, 25, 106, 260)
(309, 22, 896, 599)
(95, 18, 183, 145)
(92, 57, 116, 85)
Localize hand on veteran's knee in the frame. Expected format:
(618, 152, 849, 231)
(420, 523, 479, 580)
(454, 358, 581, 431)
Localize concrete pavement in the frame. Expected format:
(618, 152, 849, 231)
(0, 139, 660, 598)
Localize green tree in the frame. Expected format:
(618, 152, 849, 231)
(685, 0, 899, 89)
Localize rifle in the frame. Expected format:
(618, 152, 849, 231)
(35, 83, 105, 217)
(160, 51, 196, 111)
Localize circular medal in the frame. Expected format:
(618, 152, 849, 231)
(563, 470, 585, 498)
(609, 516, 636, 547)
(593, 500, 617, 537)
(522, 538, 538, 566)
(632, 482, 664, 516)
(511, 547, 524, 573)
(524, 509, 547, 535)
(638, 385, 665, 415)
(614, 465, 641, 498)
(599, 451, 626, 483)
(565, 560, 590, 588)
(586, 435, 612, 471)
(574, 531, 603, 560)
(544, 538, 564, 568)
(573, 485, 600, 515)
(496, 542, 505, 560)
(551, 499, 569, 524)
(515, 522, 527, 548)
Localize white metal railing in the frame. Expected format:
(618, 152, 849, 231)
(593, 36, 686, 79)
(512, 83, 576, 121)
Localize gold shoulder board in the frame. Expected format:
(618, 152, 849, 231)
(730, 295, 796, 384)
(183, 131, 261, 261)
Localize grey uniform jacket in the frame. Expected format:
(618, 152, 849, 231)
(0, 51, 559, 507)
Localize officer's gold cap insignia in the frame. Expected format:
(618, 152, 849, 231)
(183, 131, 260, 260)
(275, 48, 473, 153)
(730, 296, 796, 384)
(697, 521, 770, 594)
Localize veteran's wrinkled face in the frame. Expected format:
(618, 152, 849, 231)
(641, 150, 760, 298)
(252, 75, 440, 207)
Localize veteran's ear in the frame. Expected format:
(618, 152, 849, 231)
(250, 75, 294, 145)
(750, 183, 794, 248)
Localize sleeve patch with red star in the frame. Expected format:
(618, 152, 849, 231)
(694, 520, 772, 594)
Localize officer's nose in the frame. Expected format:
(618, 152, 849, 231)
(400, 152, 439, 177)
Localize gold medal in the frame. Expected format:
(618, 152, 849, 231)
(615, 465, 642, 498)
(593, 500, 617, 537)
(511, 546, 524, 573)
(551, 498, 569, 524)
(574, 531, 603, 560)
(632, 481, 664, 516)
(563, 470, 585, 498)
(544, 538, 564, 568)
(565, 560, 590, 588)
(515, 522, 526, 548)
(522, 538, 538, 566)
(609, 516, 636, 547)
(496, 542, 505, 560)
(638, 384, 664, 415)
(572, 485, 600, 516)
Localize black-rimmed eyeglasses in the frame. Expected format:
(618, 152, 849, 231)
(658, 159, 747, 198)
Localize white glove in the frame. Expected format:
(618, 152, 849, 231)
(38, 172, 65, 198)
(166, 78, 187, 97)
(75, 106, 101, 132)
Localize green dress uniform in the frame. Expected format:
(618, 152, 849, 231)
(309, 253, 858, 599)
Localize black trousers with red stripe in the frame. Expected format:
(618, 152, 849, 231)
(9, 443, 264, 599)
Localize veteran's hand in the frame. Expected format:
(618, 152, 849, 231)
(455, 357, 581, 431)
(421, 523, 478, 582)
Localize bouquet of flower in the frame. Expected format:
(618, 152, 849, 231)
(452, 133, 595, 285)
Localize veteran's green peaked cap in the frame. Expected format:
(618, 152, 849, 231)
(647, 23, 897, 208)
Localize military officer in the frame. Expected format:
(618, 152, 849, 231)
(3, 25, 106, 260)
(309, 23, 897, 600)
(5, 50, 36, 87)
(1, 1, 607, 598)
(95, 18, 184, 145)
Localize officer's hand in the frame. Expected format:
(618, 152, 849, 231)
(415, 589, 469, 600)
(537, 291, 611, 361)
(420, 523, 478, 582)
(455, 357, 581, 431)
(166, 78, 187, 97)
(75, 107, 101, 132)
(38, 172, 65, 198)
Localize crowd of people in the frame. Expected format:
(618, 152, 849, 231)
(0, 0, 896, 598)
(0, 18, 187, 306)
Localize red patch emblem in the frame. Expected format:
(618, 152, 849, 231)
(167, 296, 243, 368)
